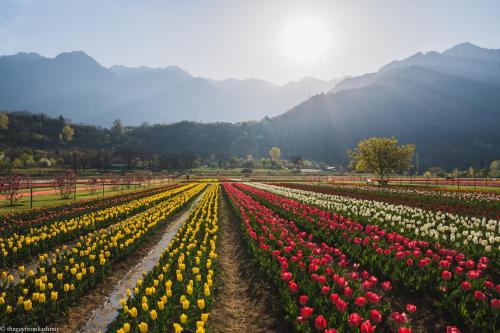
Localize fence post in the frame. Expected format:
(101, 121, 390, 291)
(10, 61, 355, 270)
(30, 186, 33, 209)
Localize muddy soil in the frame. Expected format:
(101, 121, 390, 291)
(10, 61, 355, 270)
(208, 192, 292, 333)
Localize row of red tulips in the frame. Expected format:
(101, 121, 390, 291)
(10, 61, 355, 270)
(224, 183, 414, 333)
(237, 183, 499, 332)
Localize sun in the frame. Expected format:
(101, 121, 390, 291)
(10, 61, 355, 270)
(280, 17, 330, 64)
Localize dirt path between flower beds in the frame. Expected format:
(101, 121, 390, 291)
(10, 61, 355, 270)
(208, 193, 292, 333)
(52, 189, 206, 333)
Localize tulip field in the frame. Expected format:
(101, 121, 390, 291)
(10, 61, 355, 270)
(0, 180, 498, 332)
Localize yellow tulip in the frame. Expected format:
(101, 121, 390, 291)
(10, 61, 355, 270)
(197, 299, 205, 310)
(201, 313, 209, 323)
(157, 300, 165, 310)
(182, 300, 190, 310)
(150, 309, 157, 320)
(120, 298, 127, 307)
(39, 293, 46, 303)
(123, 323, 131, 333)
(173, 323, 183, 333)
(64, 284, 70, 292)
(23, 299, 32, 311)
(180, 313, 187, 324)
(129, 307, 137, 318)
(138, 322, 148, 333)
(51, 291, 58, 301)
(6, 305, 12, 313)
(141, 302, 148, 311)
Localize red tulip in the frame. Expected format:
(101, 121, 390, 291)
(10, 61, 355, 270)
(381, 281, 392, 291)
(348, 313, 362, 327)
(474, 290, 486, 301)
(461, 281, 471, 291)
(491, 299, 500, 309)
(335, 298, 347, 313)
(281, 271, 292, 281)
(465, 260, 475, 270)
(300, 306, 314, 318)
(370, 309, 382, 323)
(391, 312, 408, 325)
(288, 280, 298, 293)
(321, 285, 330, 295)
(355, 296, 366, 307)
(360, 320, 375, 333)
(441, 270, 452, 280)
(314, 315, 327, 330)
(406, 304, 416, 313)
(325, 329, 337, 333)
(446, 326, 461, 333)
(299, 295, 308, 305)
(484, 280, 493, 289)
(398, 328, 412, 333)
(330, 293, 339, 304)
(466, 270, 479, 279)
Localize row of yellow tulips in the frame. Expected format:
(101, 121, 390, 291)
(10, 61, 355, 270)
(0, 183, 206, 326)
(107, 184, 219, 333)
(0, 183, 197, 267)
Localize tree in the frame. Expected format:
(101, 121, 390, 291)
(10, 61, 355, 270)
(87, 178, 99, 195)
(59, 123, 74, 143)
(53, 170, 76, 199)
(111, 119, 124, 140)
(490, 160, 500, 177)
(0, 112, 8, 130)
(291, 154, 304, 172)
(0, 173, 23, 206)
(423, 170, 432, 186)
(269, 147, 281, 163)
(348, 137, 415, 185)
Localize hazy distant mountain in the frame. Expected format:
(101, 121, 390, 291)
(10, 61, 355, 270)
(443, 42, 500, 62)
(0, 51, 340, 125)
(2, 42, 499, 170)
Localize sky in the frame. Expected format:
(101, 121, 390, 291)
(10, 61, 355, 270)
(1, 0, 499, 85)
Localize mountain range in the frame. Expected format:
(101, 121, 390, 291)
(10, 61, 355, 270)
(1, 42, 500, 170)
(0, 52, 340, 125)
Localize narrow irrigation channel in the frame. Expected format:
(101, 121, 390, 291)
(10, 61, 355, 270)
(54, 189, 206, 333)
(208, 190, 292, 333)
